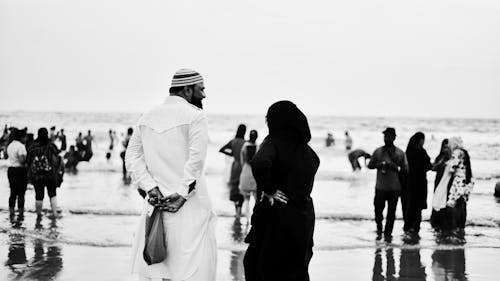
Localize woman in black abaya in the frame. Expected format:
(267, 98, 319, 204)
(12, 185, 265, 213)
(403, 132, 432, 234)
(243, 101, 320, 281)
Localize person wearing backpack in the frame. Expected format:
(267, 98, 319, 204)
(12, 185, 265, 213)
(26, 128, 63, 218)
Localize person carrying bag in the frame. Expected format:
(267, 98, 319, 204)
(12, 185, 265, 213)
(143, 206, 167, 265)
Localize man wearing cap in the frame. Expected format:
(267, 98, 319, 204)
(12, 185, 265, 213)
(367, 127, 409, 238)
(126, 69, 217, 281)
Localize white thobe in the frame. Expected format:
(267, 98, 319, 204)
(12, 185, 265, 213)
(126, 96, 217, 281)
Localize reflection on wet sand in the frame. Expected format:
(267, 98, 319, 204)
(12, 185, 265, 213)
(230, 218, 245, 281)
(5, 233, 27, 277)
(372, 248, 396, 281)
(23, 240, 63, 281)
(432, 249, 467, 281)
(399, 249, 426, 280)
(3, 217, 63, 281)
(372, 247, 466, 281)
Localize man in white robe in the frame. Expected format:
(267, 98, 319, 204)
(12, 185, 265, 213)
(126, 69, 217, 281)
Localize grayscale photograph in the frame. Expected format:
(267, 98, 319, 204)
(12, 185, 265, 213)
(0, 1, 499, 280)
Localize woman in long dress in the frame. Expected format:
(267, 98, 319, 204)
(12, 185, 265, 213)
(239, 130, 259, 224)
(244, 101, 320, 281)
(403, 132, 432, 234)
(430, 139, 451, 229)
(431, 137, 473, 234)
(219, 124, 246, 216)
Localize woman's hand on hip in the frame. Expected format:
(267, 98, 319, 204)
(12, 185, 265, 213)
(263, 190, 288, 206)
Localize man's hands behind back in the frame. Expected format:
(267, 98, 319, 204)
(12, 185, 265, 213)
(157, 193, 186, 213)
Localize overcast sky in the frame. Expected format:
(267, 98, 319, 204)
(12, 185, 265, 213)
(0, 0, 499, 118)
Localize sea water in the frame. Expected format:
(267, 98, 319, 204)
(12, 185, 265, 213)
(1, 111, 500, 280)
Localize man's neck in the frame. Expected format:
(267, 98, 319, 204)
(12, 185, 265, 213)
(170, 93, 188, 101)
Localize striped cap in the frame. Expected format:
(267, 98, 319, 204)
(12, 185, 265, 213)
(171, 69, 204, 87)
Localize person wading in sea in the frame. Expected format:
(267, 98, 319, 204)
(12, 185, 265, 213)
(368, 127, 409, 239)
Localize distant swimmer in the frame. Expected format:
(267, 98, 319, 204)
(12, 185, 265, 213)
(120, 127, 133, 180)
(495, 182, 500, 198)
(325, 132, 335, 147)
(345, 131, 353, 151)
(106, 129, 115, 161)
(82, 130, 94, 161)
(49, 126, 57, 143)
(64, 145, 79, 173)
(75, 132, 85, 156)
(348, 149, 371, 171)
(58, 129, 67, 152)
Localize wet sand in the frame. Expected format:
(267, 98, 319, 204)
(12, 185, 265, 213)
(1, 148, 499, 280)
(1, 210, 500, 281)
(1, 234, 499, 281)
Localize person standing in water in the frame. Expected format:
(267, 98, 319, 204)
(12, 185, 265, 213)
(403, 132, 432, 234)
(219, 124, 247, 216)
(6, 128, 28, 218)
(106, 129, 115, 161)
(120, 127, 133, 179)
(49, 126, 57, 143)
(75, 132, 85, 160)
(430, 139, 451, 229)
(26, 128, 63, 218)
(64, 145, 79, 173)
(58, 129, 67, 152)
(348, 149, 371, 171)
(239, 129, 259, 224)
(325, 132, 334, 147)
(82, 130, 94, 161)
(367, 127, 409, 239)
(244, 101, 320, 281)
(494, 182, 500, 198)
(345, 131, 353, 151)
(431, 137, 474, 234)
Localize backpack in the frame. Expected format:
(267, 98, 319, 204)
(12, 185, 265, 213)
(28, 144, 58, 182)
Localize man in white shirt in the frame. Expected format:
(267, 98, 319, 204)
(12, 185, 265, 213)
(6, 128, 28, 217)
(126, 69, 217, 281)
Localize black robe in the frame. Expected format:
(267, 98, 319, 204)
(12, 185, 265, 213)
(406, 147, 432, 210)
(243, 101, 320, 281)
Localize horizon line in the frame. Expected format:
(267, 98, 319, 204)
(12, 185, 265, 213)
(1, 109, 499, 121)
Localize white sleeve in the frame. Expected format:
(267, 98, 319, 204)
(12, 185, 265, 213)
(125, 126, 157, 192)
(19, 143, 27, 157)
(178, 113, 209, 197)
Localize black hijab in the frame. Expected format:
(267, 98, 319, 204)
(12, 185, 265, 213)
(35, 127, 50, 145)
(266, 101, 311, 144)
(406, 132, 431, 176)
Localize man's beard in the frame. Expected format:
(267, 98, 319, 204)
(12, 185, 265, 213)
(190, 97, 203, 109)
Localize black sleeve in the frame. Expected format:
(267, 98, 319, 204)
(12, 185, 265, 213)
(251, 139, 277, 195)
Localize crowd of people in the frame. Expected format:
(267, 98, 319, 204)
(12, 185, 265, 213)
(324, 130, 353, 150)
(4, 127, 64, 220)
(322, 126, 476, 241)
(1, 68, 492, 281)
(2, 124, 134, 221)
(366, 128, 474, 242)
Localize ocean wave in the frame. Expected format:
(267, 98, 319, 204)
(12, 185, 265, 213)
(2, 226, 500, 251)
(2, 208, 499, 228)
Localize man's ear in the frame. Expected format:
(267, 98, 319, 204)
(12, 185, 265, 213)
(184, 86, 193, 97)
